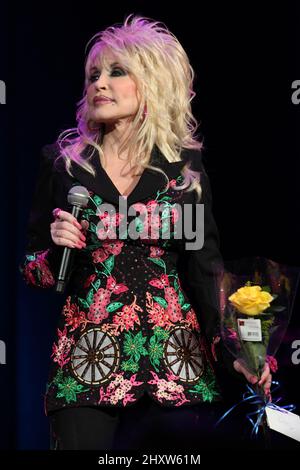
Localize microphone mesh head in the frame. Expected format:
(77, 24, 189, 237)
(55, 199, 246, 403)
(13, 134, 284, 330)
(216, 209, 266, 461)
(67, 186, 90, 207)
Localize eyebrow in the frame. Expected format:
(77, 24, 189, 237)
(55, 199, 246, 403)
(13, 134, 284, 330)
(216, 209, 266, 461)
(89, 62, 122, 72)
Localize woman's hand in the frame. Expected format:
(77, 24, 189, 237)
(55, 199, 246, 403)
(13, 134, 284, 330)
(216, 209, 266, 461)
(233, 359, 272, 398)
(50, 210, 89, 249)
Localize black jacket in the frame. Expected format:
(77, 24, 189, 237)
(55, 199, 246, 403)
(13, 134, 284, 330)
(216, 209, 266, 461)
(19, 142, 236, 414)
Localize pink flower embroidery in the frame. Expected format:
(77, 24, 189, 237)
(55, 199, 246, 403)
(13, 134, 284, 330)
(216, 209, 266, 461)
(51, 326, 75, 368)
(148, 370, 190, 406)
(83, 274, 96, 289)
(149, 246, 165, 258)
(98, 372, 143, 406)
(149, 274, 169, 289)
(184, 309, 201, 332)
(146, 292, 174, 329)
(92, 241, 124, 264)
(101, 295, 142, 335)
(62, 296, 88, 332)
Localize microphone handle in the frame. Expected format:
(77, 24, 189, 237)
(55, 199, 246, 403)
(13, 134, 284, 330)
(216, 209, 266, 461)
(55, 205, 83, 293)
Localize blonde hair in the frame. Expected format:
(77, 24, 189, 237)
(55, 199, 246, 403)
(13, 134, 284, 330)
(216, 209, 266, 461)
(56, 14, 203, 201)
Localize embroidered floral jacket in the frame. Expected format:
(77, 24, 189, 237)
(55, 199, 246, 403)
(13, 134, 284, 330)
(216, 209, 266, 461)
(19, 143, 235, 414)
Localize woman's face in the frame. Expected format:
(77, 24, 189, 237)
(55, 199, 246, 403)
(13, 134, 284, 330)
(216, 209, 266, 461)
(86, 52, 140, 126)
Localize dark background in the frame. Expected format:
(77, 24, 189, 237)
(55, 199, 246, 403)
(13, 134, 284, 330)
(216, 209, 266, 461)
(0, 1, 299, 450)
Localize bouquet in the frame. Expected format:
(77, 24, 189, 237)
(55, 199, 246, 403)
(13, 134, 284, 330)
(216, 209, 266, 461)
(216, 256, 300, 440)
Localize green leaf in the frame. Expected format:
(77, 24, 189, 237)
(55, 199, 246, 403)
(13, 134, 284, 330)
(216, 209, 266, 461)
(92, 195, 103, 207)
(153, 327, 170, 341)
(153, 296, 168, 308)
(173, 278, 179, 291)
(182, 303, 191, 311)
(147, 257, 166, 270)
(150, 335, 158, 346)
(89, 222, 98, 234)
(103, 255, 114, 273)
(106, 302, 123, 313)
(78, 298, 90, 309)
(86, 289, 94, 305)
(178, 290, 185, 306)
(83, 208, 96, 216)
(92, 279, 101, 290)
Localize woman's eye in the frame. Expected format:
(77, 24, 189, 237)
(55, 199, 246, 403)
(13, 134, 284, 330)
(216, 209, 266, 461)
(110, 68, 126, 76)
(88, 67, 126, 82)
(89, 73, 100, 83)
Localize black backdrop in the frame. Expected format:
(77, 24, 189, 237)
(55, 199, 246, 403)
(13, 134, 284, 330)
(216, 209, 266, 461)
(0, 1, 299, 450)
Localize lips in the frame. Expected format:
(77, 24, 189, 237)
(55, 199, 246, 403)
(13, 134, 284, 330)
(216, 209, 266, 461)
(93, 96, 113, 104)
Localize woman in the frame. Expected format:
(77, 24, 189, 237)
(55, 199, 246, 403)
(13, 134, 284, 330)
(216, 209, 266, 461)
(19, 15, 271, 450)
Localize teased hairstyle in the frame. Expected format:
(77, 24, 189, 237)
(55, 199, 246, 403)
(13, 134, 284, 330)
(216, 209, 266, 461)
(56, 14, 203, 201)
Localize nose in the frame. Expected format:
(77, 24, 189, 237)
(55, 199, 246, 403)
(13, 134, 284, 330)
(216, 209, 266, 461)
(94, 72, 108, 90)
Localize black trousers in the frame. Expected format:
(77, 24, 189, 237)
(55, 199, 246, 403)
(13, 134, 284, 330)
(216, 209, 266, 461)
(48, 393, 228, 451)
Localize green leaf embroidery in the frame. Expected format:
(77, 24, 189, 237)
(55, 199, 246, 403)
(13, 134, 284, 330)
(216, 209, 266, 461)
(189, 369, 220, 402)
(153, 296, 168, 309)
(178, 290, 185, 306)
(153, 326, 170, 341)
(89, 222, 98, 234)
(106, 302, 124, 313)
(86, 289, 94, 305)
(147, 327, 170, 371)
(56, 376, 89, 404)
(121, 359, 139, 373)
(147, 257, 166, 270)
(92, 279, 101, 291)
(52, 368, 64, 386)
(103, 255, 115, 273)
(78, 298, 90, 309)
(182, 303, 191, 311)
(92, 195, 103, 207)
(123, 331, 148, 364)
(83, 208, 96, 217)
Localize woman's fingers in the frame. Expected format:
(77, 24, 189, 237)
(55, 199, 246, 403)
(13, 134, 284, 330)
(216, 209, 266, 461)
(80, 219, 89, 233)
(233, 359, 258, 384)
(234, 360, 272, 397)
(258, 363, 272, 395)
(50, 210, 87, 248)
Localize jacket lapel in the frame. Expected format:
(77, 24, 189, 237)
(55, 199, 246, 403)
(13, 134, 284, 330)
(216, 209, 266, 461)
(70, 144, 187, 206)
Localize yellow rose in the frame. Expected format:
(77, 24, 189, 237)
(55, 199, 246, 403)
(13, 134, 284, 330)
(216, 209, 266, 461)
(228, 285, 273, 316)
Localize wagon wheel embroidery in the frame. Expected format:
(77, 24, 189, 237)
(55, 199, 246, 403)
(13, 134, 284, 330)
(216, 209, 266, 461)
(70, 328, 120, 386)
(163, 326, 204, 383)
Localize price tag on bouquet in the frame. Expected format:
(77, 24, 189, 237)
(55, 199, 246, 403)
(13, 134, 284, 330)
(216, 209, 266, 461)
(237, 318, 262, 342)
(266, 407, 300, 442)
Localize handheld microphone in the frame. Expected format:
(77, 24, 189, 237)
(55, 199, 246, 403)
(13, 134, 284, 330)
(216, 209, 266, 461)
(55, 185, 89, 293)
